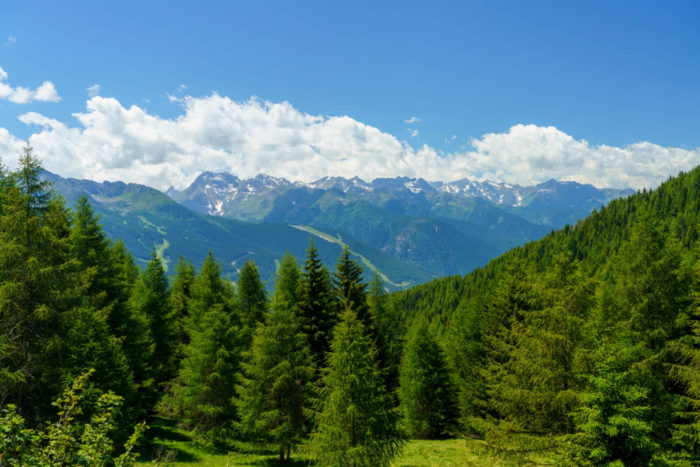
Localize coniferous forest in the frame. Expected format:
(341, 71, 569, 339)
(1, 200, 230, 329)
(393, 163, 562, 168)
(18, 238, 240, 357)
(2, 147, 700, 465)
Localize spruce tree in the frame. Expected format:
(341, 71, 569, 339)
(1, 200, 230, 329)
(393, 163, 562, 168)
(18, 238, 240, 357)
(398, 320, 457, 439)
(237, 259, 267, 343)
(70, 197, 153, 409)
(298, 238, 337, 364)
(478, 256, 592, 453)
(172, 252, 241, 442)
(0, 147, 75, 419)
(130, 252, 177, 391)
(333, 247, 369, 328)
(272, 251, 301, 312)
(662, 262, 700, 461)
(171, 255, 196, 347)
(236, 253, 314, 460)
(311, 308, 405, 467)
(368, 274, 404, 394)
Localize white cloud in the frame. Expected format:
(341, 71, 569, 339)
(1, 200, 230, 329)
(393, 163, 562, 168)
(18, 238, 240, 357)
(1, 94, 697, 191)
(404, 116, 421, 124)
(87, 84, 101, 97)
(3, 36, 16, 47)
(410, 129, 419, 138)
(0, 66, 61, 103)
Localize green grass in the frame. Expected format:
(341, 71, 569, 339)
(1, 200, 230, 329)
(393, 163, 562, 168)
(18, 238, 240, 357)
(135, 419, 554, 466)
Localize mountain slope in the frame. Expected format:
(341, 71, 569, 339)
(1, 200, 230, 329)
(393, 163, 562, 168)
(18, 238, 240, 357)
(45, 172, 434, 288)
(168, 172, 630, 275)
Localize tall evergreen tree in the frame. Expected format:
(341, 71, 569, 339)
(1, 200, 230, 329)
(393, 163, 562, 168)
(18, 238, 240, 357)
(272, 252, 301, 313)
(311, 308, 405, 467)
(70, 197, 154, 420)
(477, 256, 592, 453)
(368, 274, 404, 394)
(667, 262, 700, 461)
(0, 146, 74, 419)
(172, 252, 241, 443)
(398, 319, 457, 439)
(236, 253, 314, 461)
(170, 255, 196, 347)
(237, 259, 267, 343)
(130, 252, 176, 391)
(333, 248, 369, 328)
(298, 239, 337, 364)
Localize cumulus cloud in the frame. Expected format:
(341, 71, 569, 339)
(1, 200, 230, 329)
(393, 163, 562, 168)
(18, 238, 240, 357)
(0, 66, 60, 103)
(404, 116, 421, 124)
(1, 94, 697, 191)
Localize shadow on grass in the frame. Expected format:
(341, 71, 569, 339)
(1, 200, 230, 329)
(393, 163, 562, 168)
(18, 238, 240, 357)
(136, 417, 314, 465)
(243, 459, 312, 466)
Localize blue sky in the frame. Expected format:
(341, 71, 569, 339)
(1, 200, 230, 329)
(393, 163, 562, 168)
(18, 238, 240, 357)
(0, 1, 698, 189)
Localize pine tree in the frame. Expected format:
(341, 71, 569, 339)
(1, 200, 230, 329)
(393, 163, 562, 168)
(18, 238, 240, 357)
(298, 238, 337, 365)
(172, 252, 241, 443)
(333, 247, 369, 328)
(398, 320, 457, 439)
(311, 308, 405, 467)
(236, 253, 314, 460)
(237, 259, 267, 343)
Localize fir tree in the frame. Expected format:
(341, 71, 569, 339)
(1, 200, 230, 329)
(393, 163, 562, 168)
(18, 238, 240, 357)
(130, 252, 177, 390)
(311, 308, 405, 467)
(665, 261, 700, 461)
(333, 247, 369, 328)
(298, 238, 337, 364)
(272, 252, 301, 312)
(172, 252, 241, 442)
(0, 147, 74, 419)
(368, 274, 404, 394)
(398, 319, 457, 439)
(236, 253, 314, 460)
(567, 343, 659, 466)
(70, 197, 153, 411)
(170, 255, 196, 347)
(477, 257, 591, 453)
(237, 259, 267, 343)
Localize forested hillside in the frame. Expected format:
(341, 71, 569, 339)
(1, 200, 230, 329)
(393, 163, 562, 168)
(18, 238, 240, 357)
(390, 166, 700, 463)
(2, 146, 699, 466)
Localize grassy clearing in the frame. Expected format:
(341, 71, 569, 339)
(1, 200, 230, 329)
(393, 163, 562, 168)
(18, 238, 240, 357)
(135, 418, 554, 466)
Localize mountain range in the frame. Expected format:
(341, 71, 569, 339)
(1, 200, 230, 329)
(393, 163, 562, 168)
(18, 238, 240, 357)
(47, 170, 633, 288)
